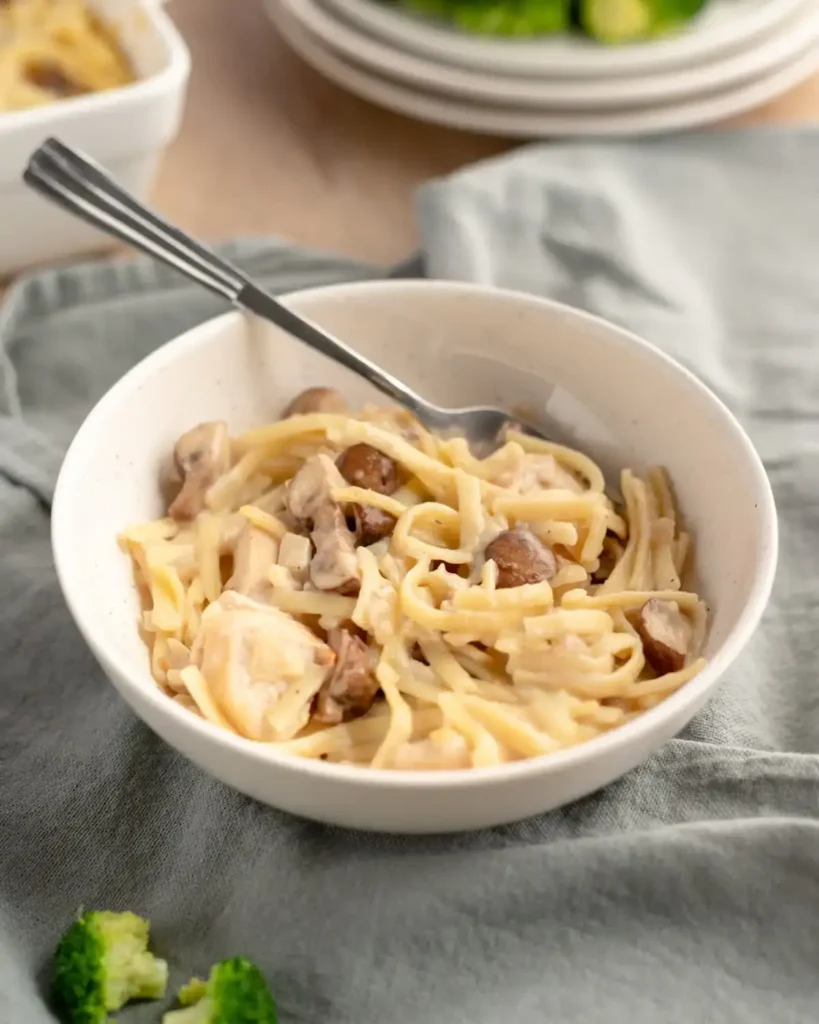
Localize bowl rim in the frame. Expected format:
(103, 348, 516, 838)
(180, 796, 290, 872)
(51, 279, 779, 790)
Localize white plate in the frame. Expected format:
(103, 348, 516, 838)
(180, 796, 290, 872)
(323, 0, 804, 78)
(269, 0, 819, 138)
(286, 0, 819, 110)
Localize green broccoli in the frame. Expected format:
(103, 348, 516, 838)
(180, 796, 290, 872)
(579, 0, 707, 43)
(397, 0, 572, 37)
(52, 910, 168, 1024)
(651, 0, 708, 36)
(162, 957, 278, 1024)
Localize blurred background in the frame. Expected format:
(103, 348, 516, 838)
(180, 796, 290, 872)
(155, 0, 819, 263)
(3, 0, 819, 273)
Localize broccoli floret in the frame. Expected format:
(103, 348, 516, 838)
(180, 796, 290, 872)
(580, 0, 707, 43)
(177, 977, 208, 1005)
(52, 910, 168, 1024)
(163, 957, 278, 1024)
(395, 0, 706, 40)
(652, 0, 708, 35)
(399, 0, 571, 36)
(579, 0, 652, 42)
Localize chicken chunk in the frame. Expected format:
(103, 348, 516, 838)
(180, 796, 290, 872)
(191, 592, 333, 740)
(519, 455, 583, 494)
(226, 523, 278, 599)
(277, 531, 313, 587)
(392, 730, 471, 770)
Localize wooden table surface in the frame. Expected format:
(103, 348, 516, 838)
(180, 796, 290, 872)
(155, 0, 819, 266)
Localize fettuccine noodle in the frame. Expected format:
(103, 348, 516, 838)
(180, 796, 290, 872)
(119, 387, 708, 772)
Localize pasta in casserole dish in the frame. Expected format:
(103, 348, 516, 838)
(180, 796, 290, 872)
(0, 0, 132, 113)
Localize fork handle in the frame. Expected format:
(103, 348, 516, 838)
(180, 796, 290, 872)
(25, 139, 243, 299)
(23, 138, 429, 414)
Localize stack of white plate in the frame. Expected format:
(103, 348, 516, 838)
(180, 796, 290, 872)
(264, 0, 819, 136)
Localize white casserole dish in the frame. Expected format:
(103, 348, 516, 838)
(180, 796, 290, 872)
(0, 0, 190, 275)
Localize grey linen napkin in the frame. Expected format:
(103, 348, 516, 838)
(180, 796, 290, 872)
(2, 128, 819, 1023)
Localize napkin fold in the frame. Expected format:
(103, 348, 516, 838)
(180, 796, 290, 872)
(2, 127, 819, 1023)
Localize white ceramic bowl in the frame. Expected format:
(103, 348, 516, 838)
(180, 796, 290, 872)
(0, 0, 189, 275)
(51, 282, 778, 833)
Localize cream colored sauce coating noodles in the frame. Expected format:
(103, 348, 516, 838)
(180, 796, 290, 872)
(119, 392, 708, 772)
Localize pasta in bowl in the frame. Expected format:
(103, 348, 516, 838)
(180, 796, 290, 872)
(120, 388, 708, 773)
(52, 281, 776, 832)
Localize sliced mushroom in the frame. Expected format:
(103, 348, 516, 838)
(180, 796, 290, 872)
(636, 599, 692, 675)
(484, 528, 557, 589)
(168, 421, 231, 521)
(310, 504, 360, 594)
(352, 503, 396, 546)
(592, 536, 624, 585)
(336, 443, 399, 495)
(283, 387, 348, 417)
(314, 628, 379, 724)
(192, 591, 333, 740)
(226, 523, 278, 598)
(286, 453, 347, 524)
(26, 62, 86, 97)
(277, 531, 313, 586)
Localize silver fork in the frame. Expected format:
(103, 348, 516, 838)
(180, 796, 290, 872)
(24, 138, 545, 445)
